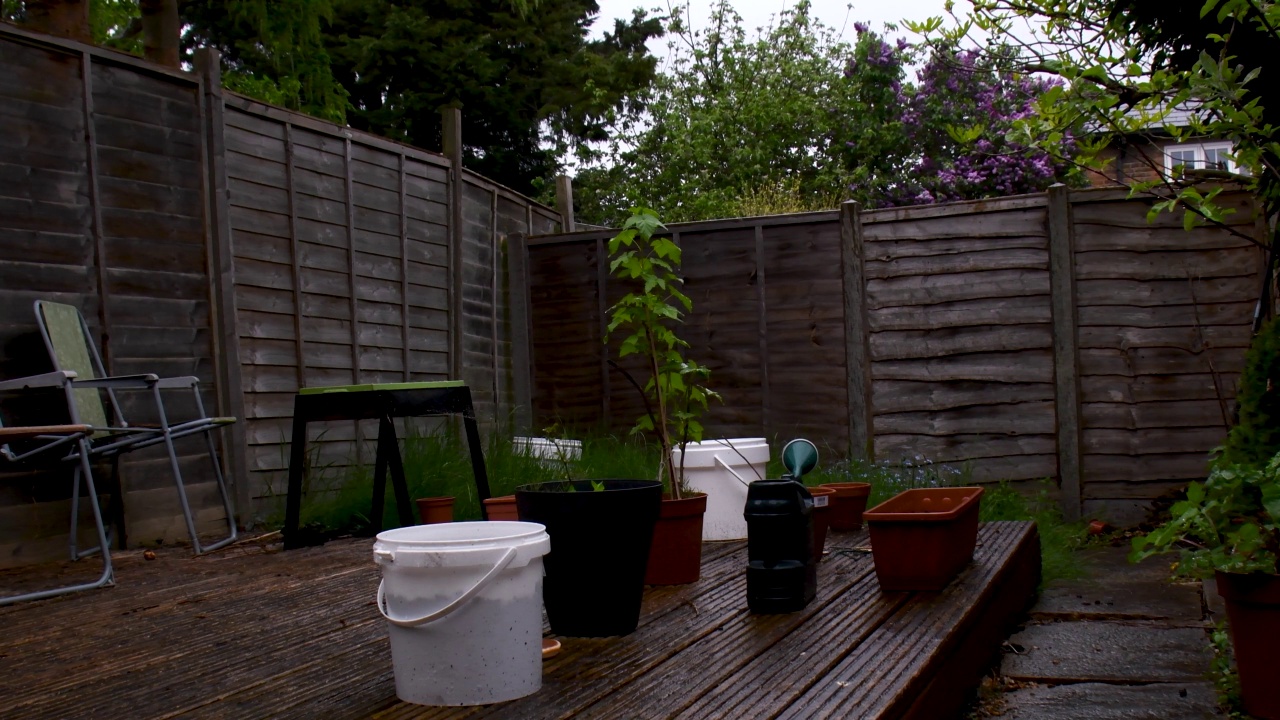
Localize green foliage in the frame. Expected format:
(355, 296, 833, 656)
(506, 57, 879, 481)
(605, 208, 719, 496)
(574, 1, 1078, 225)
(182, 0, 350, 123)
(90, 0, 141, 53)
(1209, 620, 1247, 718)
(283, 427, 661, 535)
(914, 0, 1280, 228)
(1131, 450, 1280, 577)
(576, 1, 854, 225)
(725, 178, 844, 218)
(1220, 317, 1280, 468)
(979, 481, 1087, 587)
(321, 0, 661, 194)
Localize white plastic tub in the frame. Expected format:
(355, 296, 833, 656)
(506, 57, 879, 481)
(671, 438, 770, 541)
(373, 521, 551, 706)
(512, 436, 582, 466)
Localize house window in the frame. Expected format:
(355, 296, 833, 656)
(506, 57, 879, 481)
(1164, 141, 1237, 175)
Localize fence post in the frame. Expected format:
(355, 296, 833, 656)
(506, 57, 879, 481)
(755, 223, 770, 437)
(841, 201, 874, 460)
(507, 232, 534, 432)
(443, 107, 464, 382)
(597, 236, 611, 424)
(1048, 184, 1083, 522)
(195, 47, 251, 524)
(555, 174, 575, 232)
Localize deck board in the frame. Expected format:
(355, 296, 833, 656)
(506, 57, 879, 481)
(0, 522, 1039, 719)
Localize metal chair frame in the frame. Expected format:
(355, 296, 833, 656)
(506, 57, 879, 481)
(0, 372, 113, 605)
(34, 301, 238, 554)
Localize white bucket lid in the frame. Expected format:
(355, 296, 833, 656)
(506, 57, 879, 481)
(512, 436, 582, 448)
(374, 521, 550, 569)
(673, 437, 770, 469)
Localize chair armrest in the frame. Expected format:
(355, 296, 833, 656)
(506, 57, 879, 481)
(0, 424, 91, 440)
(0, 371, 77, 392)
(71, 374, 160, 389)
(155, 376, 200, 389)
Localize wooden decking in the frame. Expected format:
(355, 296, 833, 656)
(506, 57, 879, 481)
(0, 522, 1039, 719)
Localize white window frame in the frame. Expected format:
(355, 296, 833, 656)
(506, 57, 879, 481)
(1163, 141, 1237, 175)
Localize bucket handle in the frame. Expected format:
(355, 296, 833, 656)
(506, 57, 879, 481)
(376, 546, 517, 628)
(714, 455, 753, 487)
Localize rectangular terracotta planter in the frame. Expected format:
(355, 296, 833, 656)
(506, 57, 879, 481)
(864, 487, 984, 592)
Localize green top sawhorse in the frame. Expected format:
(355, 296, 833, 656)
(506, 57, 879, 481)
(282, 381, 492, 550)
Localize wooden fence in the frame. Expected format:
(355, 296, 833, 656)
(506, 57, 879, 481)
(0, 25, 224, 562)
(215, 93, 560, 509)
(516, 187, 1269, 521)
(0, 24, 561, 565)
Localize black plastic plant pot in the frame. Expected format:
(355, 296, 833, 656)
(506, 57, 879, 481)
(515, 479, 662, 637)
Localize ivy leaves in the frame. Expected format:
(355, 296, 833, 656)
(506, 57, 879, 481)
(1131, 451, 1280, 576)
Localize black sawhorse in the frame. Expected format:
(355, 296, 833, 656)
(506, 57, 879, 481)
(282, 381, 492, 550)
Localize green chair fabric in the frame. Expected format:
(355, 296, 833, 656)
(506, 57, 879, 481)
(38, 302, 110, 430)
(298, 380, 465, 395)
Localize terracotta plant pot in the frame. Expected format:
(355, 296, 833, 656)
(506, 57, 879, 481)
(808, 486, 836, 555)
(515, 479, 661, 637)
(415, 496, 455, 524)
(645, 493, 708, 585)
(820, 482, 871, 531)
(1216, 571, 1280, 719)
(483, 494, 520, 521)
(864, 487, 984, 592)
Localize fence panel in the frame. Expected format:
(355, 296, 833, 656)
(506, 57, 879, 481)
(1072, 190, 1264, 519)
(860, 197, 1059, 483)
(0, 29, 224, 564)
(220, 97, 560, 517)
(523, 187, 1268, 520)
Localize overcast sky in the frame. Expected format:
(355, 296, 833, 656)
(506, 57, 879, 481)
(589, 0, 966, 48)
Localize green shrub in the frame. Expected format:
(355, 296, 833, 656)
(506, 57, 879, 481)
(1220, 317, 1280, 468)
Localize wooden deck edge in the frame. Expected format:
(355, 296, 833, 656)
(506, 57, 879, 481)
(901, 522, 1042, 720)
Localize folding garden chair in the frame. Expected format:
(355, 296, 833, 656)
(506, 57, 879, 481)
(0, 372, 113, 605)
(34, 300, 238, 554)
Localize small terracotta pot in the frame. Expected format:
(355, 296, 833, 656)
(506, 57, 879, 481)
(415, 496, 455, 524)
(820, 482, 871, 531)
(644, 492, 708, 585)
(1216, 571, 1280, 719)
(483, 494, 520, 521)
(808, 486, 836, 555)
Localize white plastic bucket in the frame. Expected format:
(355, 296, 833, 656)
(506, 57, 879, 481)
(512, 436, 582, 466)
(672, 438, 770, 541)
(373, 521, 551, 706)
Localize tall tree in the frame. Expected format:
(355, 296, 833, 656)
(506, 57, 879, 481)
(181, 0, 350, 123)
(912, 0, 1279, 232)
(574, 2, 1077, 226)
(320, 0, 661, 194)
(577, 1, 856, 225)
(3, 0, 91, 41)
(139, 0, 177, 66)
